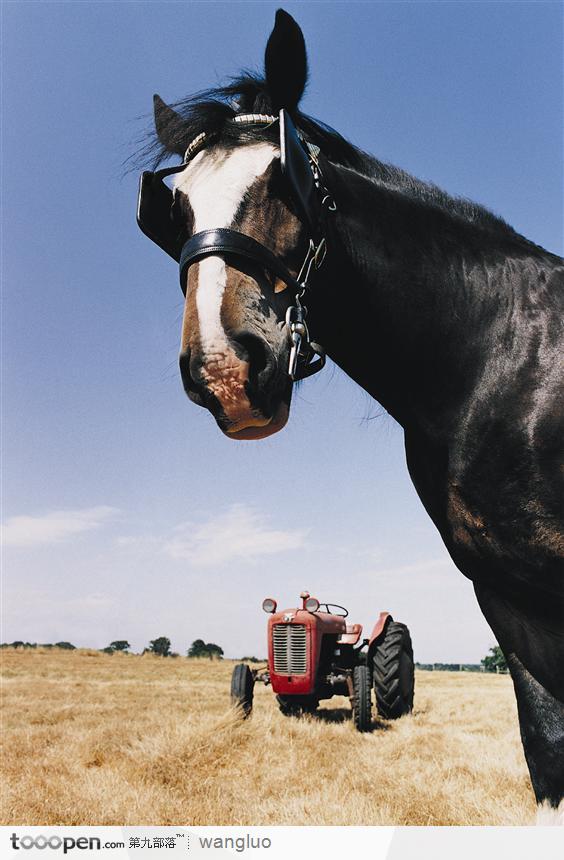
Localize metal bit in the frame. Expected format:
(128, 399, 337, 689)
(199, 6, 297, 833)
(286, 306, 308, 380)
(288, 331, 302, 380)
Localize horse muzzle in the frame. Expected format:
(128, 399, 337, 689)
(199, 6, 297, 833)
(179, 335, 292, 440)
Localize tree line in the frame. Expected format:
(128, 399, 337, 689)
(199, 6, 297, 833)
(1, 637, 225, 660)
(104, 637, 225, 659)
(139, 637, 224, 659)
(1, 641, 76, 650)
(415, 647, 508, 673)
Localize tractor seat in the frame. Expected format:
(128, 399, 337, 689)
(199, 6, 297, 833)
(337, 623, 363, 646)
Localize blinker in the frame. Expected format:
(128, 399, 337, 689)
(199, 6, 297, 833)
(279, 109, 322, 241)
(136, 164, 188, 262)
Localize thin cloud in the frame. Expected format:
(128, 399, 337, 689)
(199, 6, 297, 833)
(5, 589, 113, 613)
(163, 503, 308, 567)
(355, 557, 456, 589)
(374, 558, 453, 577)
(2, 506, 120, 548)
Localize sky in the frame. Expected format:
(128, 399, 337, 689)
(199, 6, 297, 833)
(2, 1, 562, 661)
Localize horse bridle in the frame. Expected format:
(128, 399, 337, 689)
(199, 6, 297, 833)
(137, 109, 335, 381)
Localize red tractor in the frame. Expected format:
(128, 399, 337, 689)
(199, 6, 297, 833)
(231, 591, 415, 731)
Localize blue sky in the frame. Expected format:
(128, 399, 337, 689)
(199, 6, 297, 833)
(2, 1, 562, 660)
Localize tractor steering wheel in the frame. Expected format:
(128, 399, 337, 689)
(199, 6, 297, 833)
(319, 603, 348, 617)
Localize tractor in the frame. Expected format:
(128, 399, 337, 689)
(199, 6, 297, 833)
(231, 591, 415, 731)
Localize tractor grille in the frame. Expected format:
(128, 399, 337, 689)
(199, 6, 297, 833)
(272, 624, 307, 675)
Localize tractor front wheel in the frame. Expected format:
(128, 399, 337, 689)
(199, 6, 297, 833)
(276, 695, 318, 717)
(372, 621, 414, 719)
(352, 664, 372, 732)
(231, 663, 254, 717)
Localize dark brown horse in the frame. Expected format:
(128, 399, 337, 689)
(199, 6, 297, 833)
(138, 10, 564, 818)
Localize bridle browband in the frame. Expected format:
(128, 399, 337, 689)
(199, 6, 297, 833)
(137, 109, 336, 381)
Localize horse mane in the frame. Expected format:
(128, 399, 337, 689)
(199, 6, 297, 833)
(139, 72, 523, 241)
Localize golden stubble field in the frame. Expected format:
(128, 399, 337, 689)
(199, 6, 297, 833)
(1, 648, 536, 826)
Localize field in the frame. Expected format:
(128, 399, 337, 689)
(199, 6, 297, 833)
(1, 648, 536, 826)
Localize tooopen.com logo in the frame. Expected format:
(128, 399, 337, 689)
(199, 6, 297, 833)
(10, 834, 123, 853)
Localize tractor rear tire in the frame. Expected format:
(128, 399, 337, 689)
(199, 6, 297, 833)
(352, 664, 372, 732)
(276, 695, 318, 717)
(231, 663, 254, 717)
(372, 621, 414, 719)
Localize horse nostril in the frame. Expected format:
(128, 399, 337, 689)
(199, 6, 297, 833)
(179, 350, 191, 377)
(179, 349, 202, 395)
(232, 333, 270, 383)
(179, 349, 193, 381)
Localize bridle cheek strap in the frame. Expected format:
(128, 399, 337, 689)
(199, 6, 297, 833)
(179, 228, 303, 296)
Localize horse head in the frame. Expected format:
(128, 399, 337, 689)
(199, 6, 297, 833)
(143, 11, 329, 440)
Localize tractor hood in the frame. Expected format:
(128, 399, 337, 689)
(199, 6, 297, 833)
(267, 608, 347, 696)
(270, 607, 347, 636)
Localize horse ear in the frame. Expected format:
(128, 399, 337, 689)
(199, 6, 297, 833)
(153, 94, 187, 155)
(264, 9, 308, 114)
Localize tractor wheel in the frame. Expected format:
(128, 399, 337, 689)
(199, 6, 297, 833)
(276, 695, 318, 717)
(352, 664, 372, 732)
(372, 621, 414, 719)
(231, 663, 254, 717)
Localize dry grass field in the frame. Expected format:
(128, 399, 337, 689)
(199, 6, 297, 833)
(1, 648, 536, 826)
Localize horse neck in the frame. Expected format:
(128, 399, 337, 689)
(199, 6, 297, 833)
(314, 162, 545, 438)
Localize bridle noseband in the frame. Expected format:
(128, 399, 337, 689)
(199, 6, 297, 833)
(137, 109, 336, 381)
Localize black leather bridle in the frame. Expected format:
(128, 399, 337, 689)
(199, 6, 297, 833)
(137, 109, 335, 380)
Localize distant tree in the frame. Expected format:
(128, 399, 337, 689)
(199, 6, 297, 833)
(55, 641, 76, 650)
(240, 656, 262, 664)
(187, 639, 207, 657)
(148, 637, 171, 657)
(109, 640, 130, 652)
(187, 639, 224, 659)
(205, 643, 223, 660)
(481, 645, 508, 673)
(100, 646, 114, 655)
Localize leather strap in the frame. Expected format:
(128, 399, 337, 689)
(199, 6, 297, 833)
(179, 228, 303, 295)
(280, 109, 322, 241)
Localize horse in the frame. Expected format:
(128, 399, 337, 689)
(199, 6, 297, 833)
(137, 9, 564, 819)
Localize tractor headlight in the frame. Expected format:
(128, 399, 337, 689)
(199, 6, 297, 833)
(262, 598, 277, 613)
(305, 597, 320, 612)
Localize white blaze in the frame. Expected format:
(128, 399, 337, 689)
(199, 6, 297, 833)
(174, 143, 277, 356)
